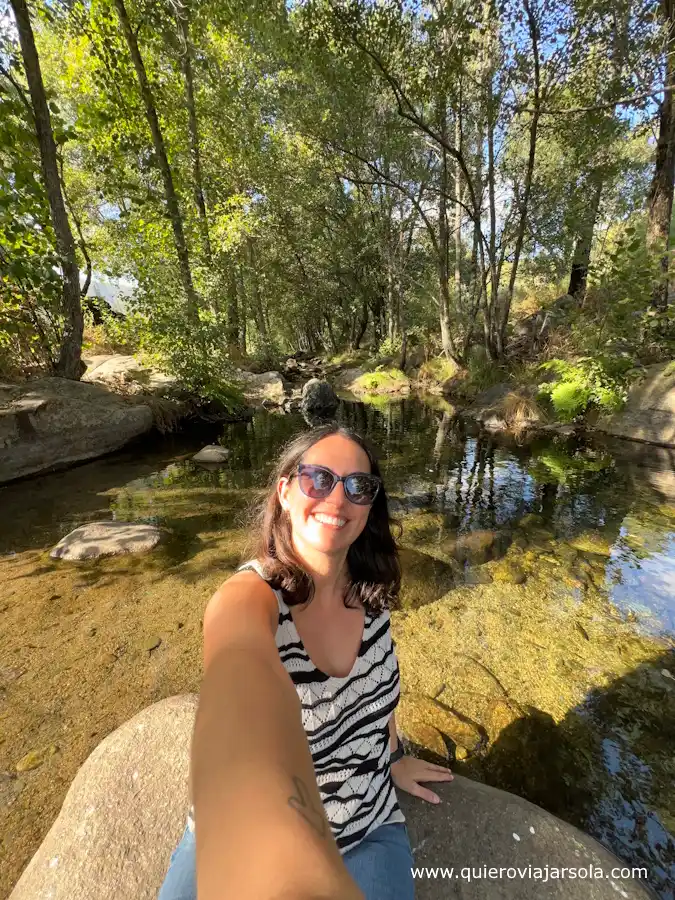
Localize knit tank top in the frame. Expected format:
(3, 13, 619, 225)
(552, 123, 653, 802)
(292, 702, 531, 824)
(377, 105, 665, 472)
(239, 559, 405, 853)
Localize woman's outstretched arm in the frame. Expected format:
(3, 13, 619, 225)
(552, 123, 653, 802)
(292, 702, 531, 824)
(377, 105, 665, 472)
(191, 571, 363, 900)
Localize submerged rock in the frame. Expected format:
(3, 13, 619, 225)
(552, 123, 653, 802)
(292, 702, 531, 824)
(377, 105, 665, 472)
(0, 772, 24, 809)
(398, 548, 457, 609)
(51, 522, 164, 561)
(398, 693, 484, 752)
(492, 560, 527, 584)
(192, 444, 230, 464)
(15, 745, 58, 773)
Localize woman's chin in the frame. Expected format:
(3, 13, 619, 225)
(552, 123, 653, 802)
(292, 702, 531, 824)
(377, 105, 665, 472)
(303, 526, 350, 552)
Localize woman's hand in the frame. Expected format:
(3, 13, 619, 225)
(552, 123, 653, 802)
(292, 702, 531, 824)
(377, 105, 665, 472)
(391, 755, 454, 804)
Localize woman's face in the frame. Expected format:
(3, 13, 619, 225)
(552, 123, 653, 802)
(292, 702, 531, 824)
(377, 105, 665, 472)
(277, 435, 373, 557)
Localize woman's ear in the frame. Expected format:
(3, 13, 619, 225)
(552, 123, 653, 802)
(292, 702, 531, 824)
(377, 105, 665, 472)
(277, 476, 290, 512)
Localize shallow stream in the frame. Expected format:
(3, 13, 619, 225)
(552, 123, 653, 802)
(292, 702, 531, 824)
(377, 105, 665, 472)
(1, 399, 674, 898)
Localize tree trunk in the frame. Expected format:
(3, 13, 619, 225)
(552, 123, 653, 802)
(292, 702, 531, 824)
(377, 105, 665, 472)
(236, 263, 247, 352)
(114, 0, 199, 321)
(11, 0, 84, 379)
(353, 297, 369, 349)
(567, 175, 603, 301)
(500, 0, 541, 355)
(647, 0, 675, 310)
(226, 265, 239, 351)
(176, 3, 212, 264)
(454, 111, 462, 306)
(437, 101, 459, 364)
(245, 236, 267, 342)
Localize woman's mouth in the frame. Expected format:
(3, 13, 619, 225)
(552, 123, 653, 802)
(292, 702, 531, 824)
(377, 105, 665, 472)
(311, 512, 347, 529)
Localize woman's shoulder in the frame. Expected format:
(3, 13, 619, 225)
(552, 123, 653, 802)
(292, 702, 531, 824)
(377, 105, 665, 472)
(206, 562, 279, 628)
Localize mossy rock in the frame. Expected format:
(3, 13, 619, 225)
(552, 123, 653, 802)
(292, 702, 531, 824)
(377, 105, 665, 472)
(492, 560, 527, 584)
(398, 547, 457, 609)
(351, 367, 410, 395)
(400, 511, 446, 543)
(567, 531, 614, 557)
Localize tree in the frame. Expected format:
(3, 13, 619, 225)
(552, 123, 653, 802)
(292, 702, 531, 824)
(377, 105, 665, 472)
(113, 0, 200, 321)
(9, 0, 83, 379)
(647, 0, 675, 309)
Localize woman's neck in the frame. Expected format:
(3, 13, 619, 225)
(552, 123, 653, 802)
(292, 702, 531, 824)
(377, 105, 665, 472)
(292, 537, 348, 605)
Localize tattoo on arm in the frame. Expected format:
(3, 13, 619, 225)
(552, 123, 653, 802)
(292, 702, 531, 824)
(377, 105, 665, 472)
(288, 775, 327, 839)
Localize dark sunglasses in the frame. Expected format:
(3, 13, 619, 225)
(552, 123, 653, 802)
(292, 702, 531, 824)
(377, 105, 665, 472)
(295, 463, 381, 506)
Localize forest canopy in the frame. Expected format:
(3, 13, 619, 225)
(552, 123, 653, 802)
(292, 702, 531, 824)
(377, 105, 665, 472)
(1, 0, 674, 406)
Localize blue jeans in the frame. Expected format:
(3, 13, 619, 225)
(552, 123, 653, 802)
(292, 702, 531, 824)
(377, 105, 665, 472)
(158, 820, 415, 900)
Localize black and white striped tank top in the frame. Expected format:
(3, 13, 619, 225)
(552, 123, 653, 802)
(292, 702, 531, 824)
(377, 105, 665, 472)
(239, 559, 405, 853)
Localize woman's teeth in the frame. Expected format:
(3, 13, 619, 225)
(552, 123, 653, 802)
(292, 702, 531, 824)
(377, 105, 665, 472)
(312, 512, 346, 528)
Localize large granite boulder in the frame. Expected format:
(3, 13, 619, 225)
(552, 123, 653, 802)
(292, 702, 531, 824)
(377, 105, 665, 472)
(83, 355, 177, 397)
(0, 378, 153, 484)
(597, 362, 675, 448)
(332, 367, 368, 392)
(235, 370, 288, 405)
(301, 378, 339, 418)
(9, 695, 652, 900)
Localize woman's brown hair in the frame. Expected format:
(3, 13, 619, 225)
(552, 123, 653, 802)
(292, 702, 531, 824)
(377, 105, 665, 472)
(248, 423, 401, 614)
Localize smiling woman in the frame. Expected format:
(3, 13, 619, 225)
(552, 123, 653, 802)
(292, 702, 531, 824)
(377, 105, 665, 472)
(158, 423, 453, 900)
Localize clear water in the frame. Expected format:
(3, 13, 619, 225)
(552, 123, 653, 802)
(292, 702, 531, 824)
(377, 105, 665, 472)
(1, 398, 674, 897)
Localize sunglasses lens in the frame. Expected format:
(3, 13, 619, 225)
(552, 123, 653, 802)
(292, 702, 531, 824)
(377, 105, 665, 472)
(299, 466, 335, 498)
(345, 474, 379, 505)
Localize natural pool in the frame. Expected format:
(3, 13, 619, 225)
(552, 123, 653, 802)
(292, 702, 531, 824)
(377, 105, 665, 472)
(1, 398, 674, 899)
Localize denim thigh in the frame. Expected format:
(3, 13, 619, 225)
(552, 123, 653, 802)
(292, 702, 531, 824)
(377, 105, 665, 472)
(157, 824, 196, 900)
(343, 822, 415, 900)
(157, 820, 415, 900)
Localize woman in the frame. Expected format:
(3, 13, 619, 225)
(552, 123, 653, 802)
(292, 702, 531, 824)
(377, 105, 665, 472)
(159, 423, 453, 900)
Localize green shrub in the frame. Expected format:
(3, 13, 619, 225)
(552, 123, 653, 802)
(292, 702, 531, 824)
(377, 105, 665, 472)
(377, 336, 402, 359)
(538, 357, 630, 422)
(418, 356, 459, 384)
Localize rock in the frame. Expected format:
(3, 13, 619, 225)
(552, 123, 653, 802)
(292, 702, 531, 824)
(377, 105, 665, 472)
(301, 379, 339, 418)
(192, 444, 230, 464)
(0, 378, 153, 484)
(492, 560, 527, 584)
(462, 568, 494, 585)
(332, 367, 367, 391)
(235, 370, 287, 404)
(83, 355, 177, 397)
(448, 529, 498, 565)
(484, 697, 520, 741)
(140, 636, 162, 654)
(9, 696, 197, 900)
(567, 531, 613, 557)
(463, 383, 513, 424)
(597, 362, 675, 447)
(9, 695, 652, 900)
(1, 772, 24, 809)
(50, 522, 164, 561)
(284, 357, 299, 372)
(398, 548, 457, 609)
(16, 745, 58, 773)
(398, 694, 484, 752)
(518, 512, 545, 529)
